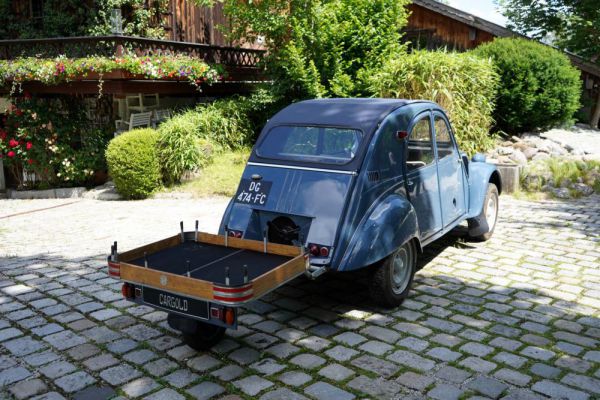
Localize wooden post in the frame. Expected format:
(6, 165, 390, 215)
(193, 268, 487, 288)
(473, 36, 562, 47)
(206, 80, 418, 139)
(0, 158, 5, 191)
(591, 90, 600, 129)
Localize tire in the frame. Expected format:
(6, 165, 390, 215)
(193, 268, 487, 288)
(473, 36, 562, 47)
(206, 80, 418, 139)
(182, 321, 226, 351)
(369, 240, 417, 307)
(468, 183, 499, 242)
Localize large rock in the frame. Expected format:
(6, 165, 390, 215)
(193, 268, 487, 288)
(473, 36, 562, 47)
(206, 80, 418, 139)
(552, 187, 571, 199)
(532, 152, 550, 161)
(523, 147, 539, 160)
(571, 183, 594, 196)
(497, 146, 515, 156)
(509, 149, 528, 165)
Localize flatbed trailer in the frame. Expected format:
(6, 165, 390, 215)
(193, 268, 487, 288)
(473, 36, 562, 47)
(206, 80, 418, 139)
(108, 222, 307, 349)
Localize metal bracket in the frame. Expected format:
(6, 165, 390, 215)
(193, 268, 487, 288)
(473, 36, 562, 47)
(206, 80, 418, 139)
(304, 264, 327, 280)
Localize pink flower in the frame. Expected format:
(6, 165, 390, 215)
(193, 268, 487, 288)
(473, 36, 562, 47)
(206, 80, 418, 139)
(7, 151, 15, 158)
(8, 139, 19, 148)
(26, 142, 32, 150)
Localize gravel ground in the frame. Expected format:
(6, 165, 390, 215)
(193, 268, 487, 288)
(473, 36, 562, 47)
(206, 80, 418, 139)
(0, 195, 599, 400)
(542, 125, 600, 159)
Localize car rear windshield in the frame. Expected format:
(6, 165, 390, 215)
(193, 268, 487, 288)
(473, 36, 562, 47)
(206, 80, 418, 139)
(256, 125, 362, 165)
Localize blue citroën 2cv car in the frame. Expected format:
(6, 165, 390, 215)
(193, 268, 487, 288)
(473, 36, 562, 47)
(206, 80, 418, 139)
(109, 98, 501, 349)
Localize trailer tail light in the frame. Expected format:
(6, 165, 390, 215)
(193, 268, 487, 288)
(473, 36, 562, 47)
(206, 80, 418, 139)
(108, 261, 120, 278)
(224, 307, 235, 325)
(121, 283, 135, 300)
(210, 307, 222, 320)
(213, 283, 253, 304)
(308, 244, 331, 258)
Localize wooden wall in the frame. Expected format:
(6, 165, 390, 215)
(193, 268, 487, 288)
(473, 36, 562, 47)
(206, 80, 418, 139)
(406, 4, 495, 50)
(169, 0, 229, 45)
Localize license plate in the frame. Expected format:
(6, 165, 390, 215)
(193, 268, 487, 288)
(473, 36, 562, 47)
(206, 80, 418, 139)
(142, 287, 208, 319)
(234, 179, 272, 206)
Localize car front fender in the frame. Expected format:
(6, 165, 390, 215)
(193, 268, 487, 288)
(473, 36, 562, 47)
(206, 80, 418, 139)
(466, 162, 502, 219)
(337, 194, 419, 271)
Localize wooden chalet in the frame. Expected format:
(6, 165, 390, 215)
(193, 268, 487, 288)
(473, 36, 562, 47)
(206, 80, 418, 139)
(406, 0, 600, 128)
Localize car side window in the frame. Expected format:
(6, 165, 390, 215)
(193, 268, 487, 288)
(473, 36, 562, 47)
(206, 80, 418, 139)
(434, 115, 454, 159)
(407, 116, 434, 170)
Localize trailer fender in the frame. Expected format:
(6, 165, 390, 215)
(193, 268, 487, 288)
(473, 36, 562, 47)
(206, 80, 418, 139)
(466, 162, 502, 219)
(338, 194, 419, 271)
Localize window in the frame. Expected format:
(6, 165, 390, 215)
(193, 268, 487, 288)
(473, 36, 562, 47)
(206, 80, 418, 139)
(407, 116, 434, 170)
(256, 125, 362, 165)
(434, 116, 454, 159)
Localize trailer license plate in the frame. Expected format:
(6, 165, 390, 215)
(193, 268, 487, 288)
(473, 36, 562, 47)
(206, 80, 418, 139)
(235, 179, 272, 206)
(142, 287, 209, 319)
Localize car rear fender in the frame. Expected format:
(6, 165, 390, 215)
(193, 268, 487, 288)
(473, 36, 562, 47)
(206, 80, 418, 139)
(466, 161, 502, 219)
(337, 194, 419, 271)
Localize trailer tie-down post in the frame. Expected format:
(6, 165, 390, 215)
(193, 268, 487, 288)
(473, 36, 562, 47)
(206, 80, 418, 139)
(180, 221, 185, 242)
(195, 220, 199, 242)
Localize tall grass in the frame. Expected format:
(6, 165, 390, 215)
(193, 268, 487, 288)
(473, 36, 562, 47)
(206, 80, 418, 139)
(370, 50, 499, 155)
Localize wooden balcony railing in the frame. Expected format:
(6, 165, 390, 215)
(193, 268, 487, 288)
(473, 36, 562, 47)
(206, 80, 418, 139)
(0, 35, 265, 68)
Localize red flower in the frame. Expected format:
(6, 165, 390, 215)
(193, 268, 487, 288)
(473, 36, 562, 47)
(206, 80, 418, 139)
(8, 139, 19, 148)
(15, 109, 23, 116)
(27, 159, 34, 165)
(26, 142, 32, 150)
(7, 151, 15, 158)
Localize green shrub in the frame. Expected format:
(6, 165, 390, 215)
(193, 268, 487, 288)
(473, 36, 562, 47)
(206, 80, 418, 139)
(157, 89, 280, 184)
(106, 128, 161, 199)
(371, 50, 499, 155)
(472, 38, 581, 134)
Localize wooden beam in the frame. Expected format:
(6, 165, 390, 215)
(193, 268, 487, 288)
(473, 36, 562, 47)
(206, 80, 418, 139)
(252, 254, 307, 298)
(196, 232, 302, 257)
(0, 159, 5, 191)
(120, 261, 215, 300)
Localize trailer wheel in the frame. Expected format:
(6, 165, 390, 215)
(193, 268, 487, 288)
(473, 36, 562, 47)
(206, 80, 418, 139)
(182, 322, 226, 351)
(468, 183, 499, 242)
(369, 240, 417, 307)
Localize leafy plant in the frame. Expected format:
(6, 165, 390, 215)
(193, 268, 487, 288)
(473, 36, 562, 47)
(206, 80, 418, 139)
(200, 0, 410, 100)
(371, 50, 499, 155)
(0, 0, 169, 40)
(0, 95, 110, 188)
(106, 128, 162, 199)
(472, 38, 581, 134)
(0, 55, 223, 94)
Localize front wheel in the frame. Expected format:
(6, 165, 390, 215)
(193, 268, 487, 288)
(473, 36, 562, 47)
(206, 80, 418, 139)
(182, 321, 226, 351)
(369, 240, 417, 307)
(468, 183, 499, 241)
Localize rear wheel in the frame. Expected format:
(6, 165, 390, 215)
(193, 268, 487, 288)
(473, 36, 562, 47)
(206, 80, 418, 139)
(468, 183, 499, 241)
(369, 240, 417, 307)
(182, 322, 226, 351)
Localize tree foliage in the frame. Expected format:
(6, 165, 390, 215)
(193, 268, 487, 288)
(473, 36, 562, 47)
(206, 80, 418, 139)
(473, 37, 581, 134)
(499, 0, 600, 63)
(0, 0, 168, 39)
(201, 0, 410, 100)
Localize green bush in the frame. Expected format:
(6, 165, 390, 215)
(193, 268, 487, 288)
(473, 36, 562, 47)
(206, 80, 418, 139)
(157, 89, 279, 184)
(106, 128, 162, 199)
(371, 50, 499, 155)
(472, 38, 581, 134)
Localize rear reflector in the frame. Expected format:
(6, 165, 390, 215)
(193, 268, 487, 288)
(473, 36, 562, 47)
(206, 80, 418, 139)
(213, 283, 253, 304)
(108, 261, 120, 278)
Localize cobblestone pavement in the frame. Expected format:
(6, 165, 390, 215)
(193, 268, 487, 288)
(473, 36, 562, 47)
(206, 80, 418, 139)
(0, 195, 599, 400)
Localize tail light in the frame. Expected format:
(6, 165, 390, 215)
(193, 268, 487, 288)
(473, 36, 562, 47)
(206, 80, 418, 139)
(224, 308, 235, 325)
(121, 283, 135, 299)
(308, 244, 331, 258)
(210, 306, 236, 326)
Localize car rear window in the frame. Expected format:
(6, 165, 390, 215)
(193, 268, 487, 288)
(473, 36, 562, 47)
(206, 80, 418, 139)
(256, 125, 362, 165)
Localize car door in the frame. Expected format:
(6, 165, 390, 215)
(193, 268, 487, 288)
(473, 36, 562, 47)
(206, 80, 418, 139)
(405, 112, 443, 240)
(433, 112, 466, 227)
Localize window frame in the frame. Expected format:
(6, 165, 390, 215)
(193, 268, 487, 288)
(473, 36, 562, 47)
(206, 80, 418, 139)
(432, 111, 459, 161)
(405, 111, 435, 171)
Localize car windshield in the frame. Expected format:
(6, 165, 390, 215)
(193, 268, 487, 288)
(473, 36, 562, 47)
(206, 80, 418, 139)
(256, 125, 362, 165)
